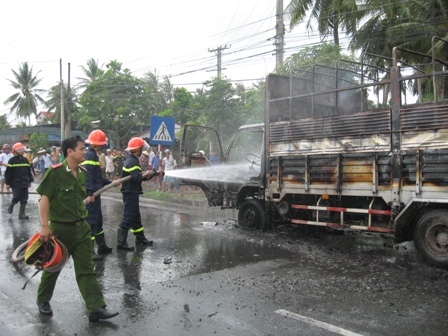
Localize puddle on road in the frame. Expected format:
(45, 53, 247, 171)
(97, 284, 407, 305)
(98, 200, 294, 291)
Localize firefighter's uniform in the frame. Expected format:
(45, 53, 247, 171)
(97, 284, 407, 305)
(82, 147, 112, 253)
(36, 161, 106, 313)
(5, 154, 34, 218)
(117, 153, 152, 249)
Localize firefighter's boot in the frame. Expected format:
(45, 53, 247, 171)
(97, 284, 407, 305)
(18, 204, 29, 220)
(117, 229, 134, 251)
(8, 202, 16, 214)
(134, 231, 153, 246)
(92, 240, 104, 261)
(96, 233, 113, 254)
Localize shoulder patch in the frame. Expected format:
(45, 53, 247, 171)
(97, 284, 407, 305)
(79, 165, 87, 172)
(51, 163, 63, 169)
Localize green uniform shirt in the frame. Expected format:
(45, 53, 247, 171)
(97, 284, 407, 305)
(36, 161, 88, 222)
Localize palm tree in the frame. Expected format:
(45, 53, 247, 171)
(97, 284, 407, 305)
(76, 58, 104, 90)
(45, 83, 78, 123)
(0, 115, 11, 130)
(143, 69, 171, 113)
(351, 0, 448, 63)
(4, 62, 46, 125)
(350, 0, 448, 100)
(286, 0, 359, 46)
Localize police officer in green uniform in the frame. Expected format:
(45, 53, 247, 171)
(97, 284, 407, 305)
(36, 135, 118, 322)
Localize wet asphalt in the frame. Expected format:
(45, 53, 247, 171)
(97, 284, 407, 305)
(0, 181, 447, 336)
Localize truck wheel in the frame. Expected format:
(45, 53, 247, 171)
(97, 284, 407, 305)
(414, 210, 448, 269)
(238, 200, 265, 229)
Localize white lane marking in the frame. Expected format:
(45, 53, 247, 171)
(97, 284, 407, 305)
(275, 309, 364, 336)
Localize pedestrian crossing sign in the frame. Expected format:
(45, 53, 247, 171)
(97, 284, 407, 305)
(150, 116, 175, 145)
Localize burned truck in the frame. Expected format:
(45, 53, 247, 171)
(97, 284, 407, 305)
(180, 38, 448, 268)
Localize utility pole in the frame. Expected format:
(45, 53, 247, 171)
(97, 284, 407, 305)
(208, 45, 230, 77)
(66, 63, 72, 139)
(60, 59, 65, 142)
(275, 0, 285, 70)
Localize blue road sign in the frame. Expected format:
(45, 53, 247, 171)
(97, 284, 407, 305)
(150, 116, 175, 145)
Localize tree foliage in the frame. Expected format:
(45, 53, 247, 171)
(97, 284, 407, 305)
(4, 62, 46, 125)
(77, 60, 157, 148)
(28, 132, 49, 154)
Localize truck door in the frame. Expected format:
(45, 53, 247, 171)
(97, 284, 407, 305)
(179, 125, 226, 206)
(180, 125, 224, 168)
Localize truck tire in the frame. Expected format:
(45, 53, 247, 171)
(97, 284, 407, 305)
(414, 209, 448, 269)
(238, 200, 265, 229)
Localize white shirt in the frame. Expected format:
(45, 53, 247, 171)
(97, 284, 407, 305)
(149, 150, 155, 165)
(0, 152, 13, 173)
(105, 154, 115, 172)
(162, 156, 176, 171)
(43, 154, 52, 168)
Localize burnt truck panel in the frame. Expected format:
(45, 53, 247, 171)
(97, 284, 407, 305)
(263, 41, 448, 268)
(181, 39, 448, 268)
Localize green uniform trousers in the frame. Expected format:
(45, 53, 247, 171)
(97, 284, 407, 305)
(37, 220, 106, 313)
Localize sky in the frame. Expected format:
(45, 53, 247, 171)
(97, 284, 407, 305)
(0, 0, 324, 126)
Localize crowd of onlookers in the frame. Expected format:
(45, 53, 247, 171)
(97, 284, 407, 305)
(0, 141, 221, 193)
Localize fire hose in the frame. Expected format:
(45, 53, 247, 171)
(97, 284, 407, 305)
(12, 170, 162, 263)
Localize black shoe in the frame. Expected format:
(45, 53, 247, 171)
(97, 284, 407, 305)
(92, 253, 104, 261)
(136, 237, 153, 245)
(8, 203, 14, 214)
(37, 302, 53, 315)
(97, 245, 113, 254)
(88, 307, 119, 322)
(117, 243, 134, 251)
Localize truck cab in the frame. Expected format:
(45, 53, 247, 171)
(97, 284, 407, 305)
(179, 123, 266, 227)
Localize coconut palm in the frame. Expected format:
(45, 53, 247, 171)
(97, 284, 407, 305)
(286, 0, 360, 46)
(45, 83, 78, 123)
(4, 62, 46, 125)
(77, 58, 104, 90)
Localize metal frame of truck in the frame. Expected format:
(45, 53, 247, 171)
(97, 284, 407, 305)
(180, 37, 448, 268)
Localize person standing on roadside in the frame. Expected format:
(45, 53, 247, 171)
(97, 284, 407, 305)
(5, 143, 33, 219)
(24, 149, 36, 177)
(117, 137, 157, 251)
(36, 135, 119, 321)
(82, 130, 113, 260)
(105, 149, 115, 179)
(98, 148, 106, 178)
(0, 144, 13, 193)
(161, 149, 177, 192)
(151, 150, 161, 185)
(139, 150, 150, 173)
(41, 150, 52, 177)
(50, 146, 59, 164)
(113, 149, 125, 180)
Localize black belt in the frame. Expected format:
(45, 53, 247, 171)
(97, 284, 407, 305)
(53, 220, 84, 227)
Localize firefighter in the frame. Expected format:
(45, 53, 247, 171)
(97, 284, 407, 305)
(117, 137, 156, 250)
(5, 142, 34, 219)
(83, 130, 113, 260)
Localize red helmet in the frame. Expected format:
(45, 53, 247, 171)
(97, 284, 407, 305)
(12, 142, 26, 154)
(126, 137, 146, 152)
(85, 130, 107, 146)
(24, 233, 69, 272)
